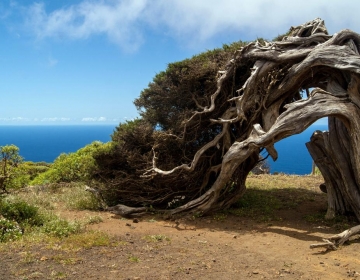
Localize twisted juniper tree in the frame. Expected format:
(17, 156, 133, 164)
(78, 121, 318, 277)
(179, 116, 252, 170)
(95, 18, 360, 235)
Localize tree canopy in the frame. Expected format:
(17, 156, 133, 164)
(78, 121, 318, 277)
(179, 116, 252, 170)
(94, 19, 360, 224)
(0, 145, 23, 193)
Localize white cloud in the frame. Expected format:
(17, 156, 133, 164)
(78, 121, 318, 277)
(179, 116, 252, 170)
(0, 117, 30, 122)
(12, 117, 29, 121)
(81, 117, 107, 122)
(146, 0, 360, 42)
(22, 1, 360, 50)
(26, 0, 147, 52)
(40, 117, 71, 122)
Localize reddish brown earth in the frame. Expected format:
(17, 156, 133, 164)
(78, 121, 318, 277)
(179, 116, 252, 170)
(1, 178, 360, 280)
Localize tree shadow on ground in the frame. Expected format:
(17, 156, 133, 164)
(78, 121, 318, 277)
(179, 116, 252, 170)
(161, 187, 358, 244)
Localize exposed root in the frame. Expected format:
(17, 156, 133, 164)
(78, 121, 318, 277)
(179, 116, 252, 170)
(310, 225, 360, 250)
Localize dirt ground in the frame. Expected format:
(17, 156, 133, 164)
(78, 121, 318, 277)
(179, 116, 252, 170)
(1, 181, 360, 280)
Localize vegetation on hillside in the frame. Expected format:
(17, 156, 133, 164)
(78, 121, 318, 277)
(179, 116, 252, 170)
(0, 142, 109, 243)
(31, 141, 112, 185)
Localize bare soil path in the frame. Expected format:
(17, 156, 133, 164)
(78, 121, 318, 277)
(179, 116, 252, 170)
(1, 176, 360, 279)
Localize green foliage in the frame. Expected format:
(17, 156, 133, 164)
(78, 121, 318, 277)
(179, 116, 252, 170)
(0, 184, 100, 242)
(94, 41, 252, 208)
(128, 255, 140, 262)
(0, 217, 23, 242)
(0, 199, 44, 228)
(3, 161, 50, 190)
(0, 145, 22, 164)
(31, 141, 113, 185)
(21, 162, 50, 180)
(0, 198, 44, 227)
(134, 41, 248, 130)
(41, 216, 81, 238)
(143, 234, 170, 242)
(84, 215, 103, 225)
(0, 145, 24, 192)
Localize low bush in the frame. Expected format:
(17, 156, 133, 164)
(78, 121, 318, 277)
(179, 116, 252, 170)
(0, 217, 23, 242)
(41, 216, 81, 238)
(31, 141, 113, 185)
(0, 198, 43, 227)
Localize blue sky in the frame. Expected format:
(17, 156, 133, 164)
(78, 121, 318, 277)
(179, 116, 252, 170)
(0, 1, 358, 125)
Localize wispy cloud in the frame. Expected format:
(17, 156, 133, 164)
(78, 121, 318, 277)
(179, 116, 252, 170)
(41, 117, 70, 122)
(81, 117, 107, 122)
(0, 117, 30, 122)
(25, 1, 147, 52)
(20, 0, 360, 50)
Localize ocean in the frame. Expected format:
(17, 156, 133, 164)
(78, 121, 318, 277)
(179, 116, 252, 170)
(0, 124, 328, 174)
(268, 124, 328, 175)
(0, 125, 116, 163)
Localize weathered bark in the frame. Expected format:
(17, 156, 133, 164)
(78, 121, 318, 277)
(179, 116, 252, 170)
(306, 118, 353, 219)
(106, 18, 360, 223)
(106, 204, 149, 218)
(310, 225, 360, 250)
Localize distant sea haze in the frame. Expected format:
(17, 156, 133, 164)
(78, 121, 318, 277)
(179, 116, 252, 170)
(0, 124, 328, 175)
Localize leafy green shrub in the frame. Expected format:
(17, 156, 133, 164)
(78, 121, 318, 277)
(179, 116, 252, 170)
(0, 217, 23, 242)
(41, 216, 81, 238)
(21, 162, 50, 180)
(0, 199, 43, 226)
(31, 141, 113, 185)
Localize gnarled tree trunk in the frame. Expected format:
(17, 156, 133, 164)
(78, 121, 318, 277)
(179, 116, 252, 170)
(154, 19, 360, 217)
(108, 19, 360, 226)
(306, 117, 354, 219)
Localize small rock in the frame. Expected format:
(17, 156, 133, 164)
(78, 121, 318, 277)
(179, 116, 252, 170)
(233, 235, 237, 239)
(133, 218, 139, 223)
(252, 271, 259, 274)
(126, 223, 131, 226)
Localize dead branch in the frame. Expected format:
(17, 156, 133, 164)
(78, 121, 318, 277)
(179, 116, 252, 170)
(310, 225, 360, 250)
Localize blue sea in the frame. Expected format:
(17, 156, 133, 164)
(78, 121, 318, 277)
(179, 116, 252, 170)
(0, 125, 116, 163)
(0, 124, 328, 174)
(268, 124, 328, 175)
